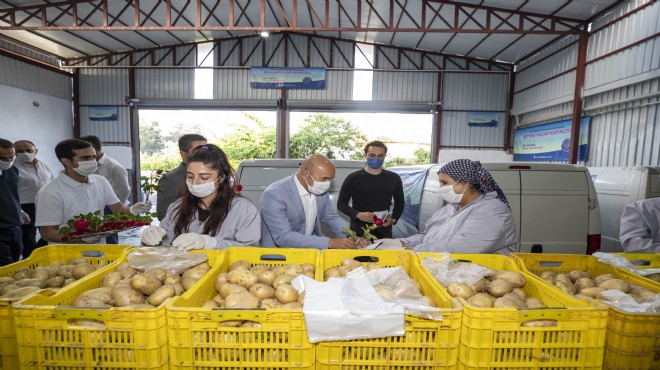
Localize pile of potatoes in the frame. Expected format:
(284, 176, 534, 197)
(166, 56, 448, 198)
(69, 261, 211, 309)
(203, 260, 315, 326)
(539, 270, 657, 305)
(0, 258, 99, 300)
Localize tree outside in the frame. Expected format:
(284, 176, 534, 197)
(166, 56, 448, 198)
(289, 113, 367, 159)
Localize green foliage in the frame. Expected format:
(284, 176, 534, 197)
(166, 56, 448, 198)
(140, 152, 181, 172)
(139, 169, 164, 202)
(289, 113, 367, 159)
(139, 121, 166, 155)
(216, 115, 277, 169)
(164, 122, 203, 146)
(414, 147, 431, 164)
(384, 147, 431, 168)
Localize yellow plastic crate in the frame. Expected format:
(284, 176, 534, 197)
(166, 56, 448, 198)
(611, 253, 660, 269)
(0, 244, 129, 370)
(511, 253, 660, 370)
(12, 249, 222, 370)
(418, 253, 609, 370)
(166, 247, 319, 370)
(316, 249, 462, 370)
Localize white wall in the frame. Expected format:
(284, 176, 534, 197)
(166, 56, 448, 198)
(438, 149, 513, 164)
(0, 84, 73, 172)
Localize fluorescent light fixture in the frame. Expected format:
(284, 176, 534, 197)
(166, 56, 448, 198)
(260, 31, 269, 37)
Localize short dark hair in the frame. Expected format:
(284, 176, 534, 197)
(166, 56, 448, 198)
(364, 140, 388, 155)
(178, 134, 207, 152)
(55, 139, 93, 161)
(14, 140, 35, 148)
(78, 135, 102, 151)
(0, 138, 14, 149)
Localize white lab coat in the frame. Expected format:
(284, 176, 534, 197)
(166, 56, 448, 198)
(619, 198, 660, 253)
(400, 192, 518, 255)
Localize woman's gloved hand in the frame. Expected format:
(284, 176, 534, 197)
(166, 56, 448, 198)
(140, 226, 167, 246)
(172, 233, 217, 250)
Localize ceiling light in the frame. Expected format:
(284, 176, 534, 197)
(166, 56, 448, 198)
(260, 31, 269, 37)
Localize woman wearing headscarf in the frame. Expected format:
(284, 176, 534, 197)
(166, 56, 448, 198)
(397, 159, 518, 254)
(140, 144, 260, 249)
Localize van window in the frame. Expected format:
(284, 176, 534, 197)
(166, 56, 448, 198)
(392, 169, 427, 237)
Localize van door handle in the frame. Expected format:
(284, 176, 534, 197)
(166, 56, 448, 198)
(588, 198, 597, 209)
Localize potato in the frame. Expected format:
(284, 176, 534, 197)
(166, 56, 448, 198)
(493, 297, 523, 308)
(194, 262, 212, 270)
(540, 271, 556, 279)
(71, 296, 110, 307)
(46, 276, 65, 288)
(224, 291, 259, 309)
(260, 298, 281, 309)
(172, 283, 185, 296)
(147, 285, 175, 306)
(163, 274, 181, 286)
(111, 285, 145, 307)
(130, 273, 162, 295)
(594, 274, 616, 285)
(102, 272, 123, 288)
(249, 284, 275, 300)
(116, 264, 137, 279)
(219, 321, 242, 327)
(228, 270, 258, 288)
(1, 286, 40, 299)
(272, 266, 285, 276)
(68, 257, 88, 265)
(144, 268, 167, 283)
(181, 277, 198, 291)
(63, 278, 76, 287)
(525, 297, 546, 308)
(297, 291, 305, 304)
(341, 258, 362, 270)
(502, 292, 527, 308)
(15, 278, 47, 288)
(250, 264, 270, 275)
(492, 270, 526, 288)
(364, 262, 383, 272)
(282, 264, 303, 276)
(646, 273, 660, 283)
(218, 283, 247, 299)
(72, 319, 105, 328)
(32, 267, 51, 281)
(555, 274, 571, 283)
(0, 277, 16, 287)
(568, 270, 591, 282)
(574, 278, 595, 291)
(13, 268, 32, 280)
(467, 293, 495, 308)
(555, 281, 576, 295)
(323, 267, 341, 281)
(182, 266, 208, 281)
(212, 294, 225, 306)
(280, 302, 302, 310)
(522, 320, 557, 327)
(303, 272, 315, 279)
(338, 265, 353, 276)
(272, 274, 296, 289)
(487, 279, 514, 297)
(241, 321, 262, 328)
(202, 300, 219, 308)
(72, 264, 96, 280)
(228, 260, 250, 272)
(45, 262, 62, 277)
(447, 283, 474, 299)
(275, 284, 298, 304)
(301, 263, 315, 275)
(598, 279, 631, 293)
(470, 279, 488, 293)
(511, 287, 527, 301)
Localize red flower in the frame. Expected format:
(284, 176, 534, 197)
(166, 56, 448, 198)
(61, 236, 68, 241)
(125, 219, 135, 227)
(373, 216, 383, 226)
(74, 219, 90, 230)
(236, 184, 243, 192)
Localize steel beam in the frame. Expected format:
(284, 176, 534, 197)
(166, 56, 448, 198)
(569, 30, 587, 164)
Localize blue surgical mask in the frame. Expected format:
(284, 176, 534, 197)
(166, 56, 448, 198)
(366, 158, 384, 169)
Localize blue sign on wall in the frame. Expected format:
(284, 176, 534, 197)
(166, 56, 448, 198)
(513, 117, 590, 162)
(89, 106, 118, 121)
(250, 67, 326, 89)
(468, 111, 499, 127)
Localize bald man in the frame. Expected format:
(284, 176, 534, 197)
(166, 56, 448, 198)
(260, 154, 361, 249)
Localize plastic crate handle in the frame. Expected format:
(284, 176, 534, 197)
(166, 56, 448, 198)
(260, 254, 286, 261)
(518, 307, 568, 322)
(211, 308, 267, 322)
(55, 307, 111, 321)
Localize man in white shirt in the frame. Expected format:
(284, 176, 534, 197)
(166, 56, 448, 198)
(35, 139, 151, 244)
(14, 140, 55, 257)
(620, 198, 660, 253)
(79, 135, 131, 244)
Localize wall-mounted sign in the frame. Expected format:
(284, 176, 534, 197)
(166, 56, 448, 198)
(250, 67, 326, 89)
(513, 117, 590, 162)
(89, 106, 118, 121)
(468, 111, 499, 127)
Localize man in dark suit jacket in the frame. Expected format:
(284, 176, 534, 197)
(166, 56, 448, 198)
(260, 154, 364, 249)
(156, 134, 206, 220)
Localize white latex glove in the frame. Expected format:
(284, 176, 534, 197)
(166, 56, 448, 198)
(376, 238, 405, 250)
(172, 233, 217, 251)
(141, 226, 167, 246)
(130, 201, 152, 215)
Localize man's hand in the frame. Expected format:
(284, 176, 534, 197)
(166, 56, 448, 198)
(381, 218, 396, 228)
(21, 211, 30, 224)
(130, 201, 153, 215)
(329, 237, 359, 249)
(356, 212, 376, 223)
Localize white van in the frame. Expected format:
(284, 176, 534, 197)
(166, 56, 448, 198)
(389, 163, 602, 255)
(588, 166, 660, 252)
(235, 159, 365, 226)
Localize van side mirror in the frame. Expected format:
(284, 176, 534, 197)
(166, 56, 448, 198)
(531, 244, 543, 253)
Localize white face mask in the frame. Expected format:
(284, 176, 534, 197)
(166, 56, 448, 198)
(72, 159, 98, 176)
(17, 152, 36, 163)
(305, 172, 331, 195)
(439, 183, 465, 204)
(187, 178, 220, 198)
(0, 159, 14, 171)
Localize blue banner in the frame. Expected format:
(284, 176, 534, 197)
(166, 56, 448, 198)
(468, 111, 499, 127)
(250, 67, 326, 89)
(513, 117, 590, 162)
(89, 106, 118, 121)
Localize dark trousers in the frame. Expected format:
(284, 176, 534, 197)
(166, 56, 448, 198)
(0, 226, 23, 266)
(20, 203, 40, 258)
(104, 206, 118, 244)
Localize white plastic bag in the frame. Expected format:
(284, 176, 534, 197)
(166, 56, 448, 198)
(126, 247, 208, 275)
(593, 252, 660, 277)
(596, 289, 660, 313)
(421, 253, 494, 288)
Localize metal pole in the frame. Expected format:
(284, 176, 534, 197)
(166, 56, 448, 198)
(569, 30, 588, 164)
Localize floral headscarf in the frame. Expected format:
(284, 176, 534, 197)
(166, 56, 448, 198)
(438, 159, 510, 208)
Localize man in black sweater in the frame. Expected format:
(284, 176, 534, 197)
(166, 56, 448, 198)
(0, 138, 25, 266)
(337, 140, 404, 239)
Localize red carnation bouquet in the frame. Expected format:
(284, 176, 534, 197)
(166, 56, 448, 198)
(59, 210, 152, 242)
